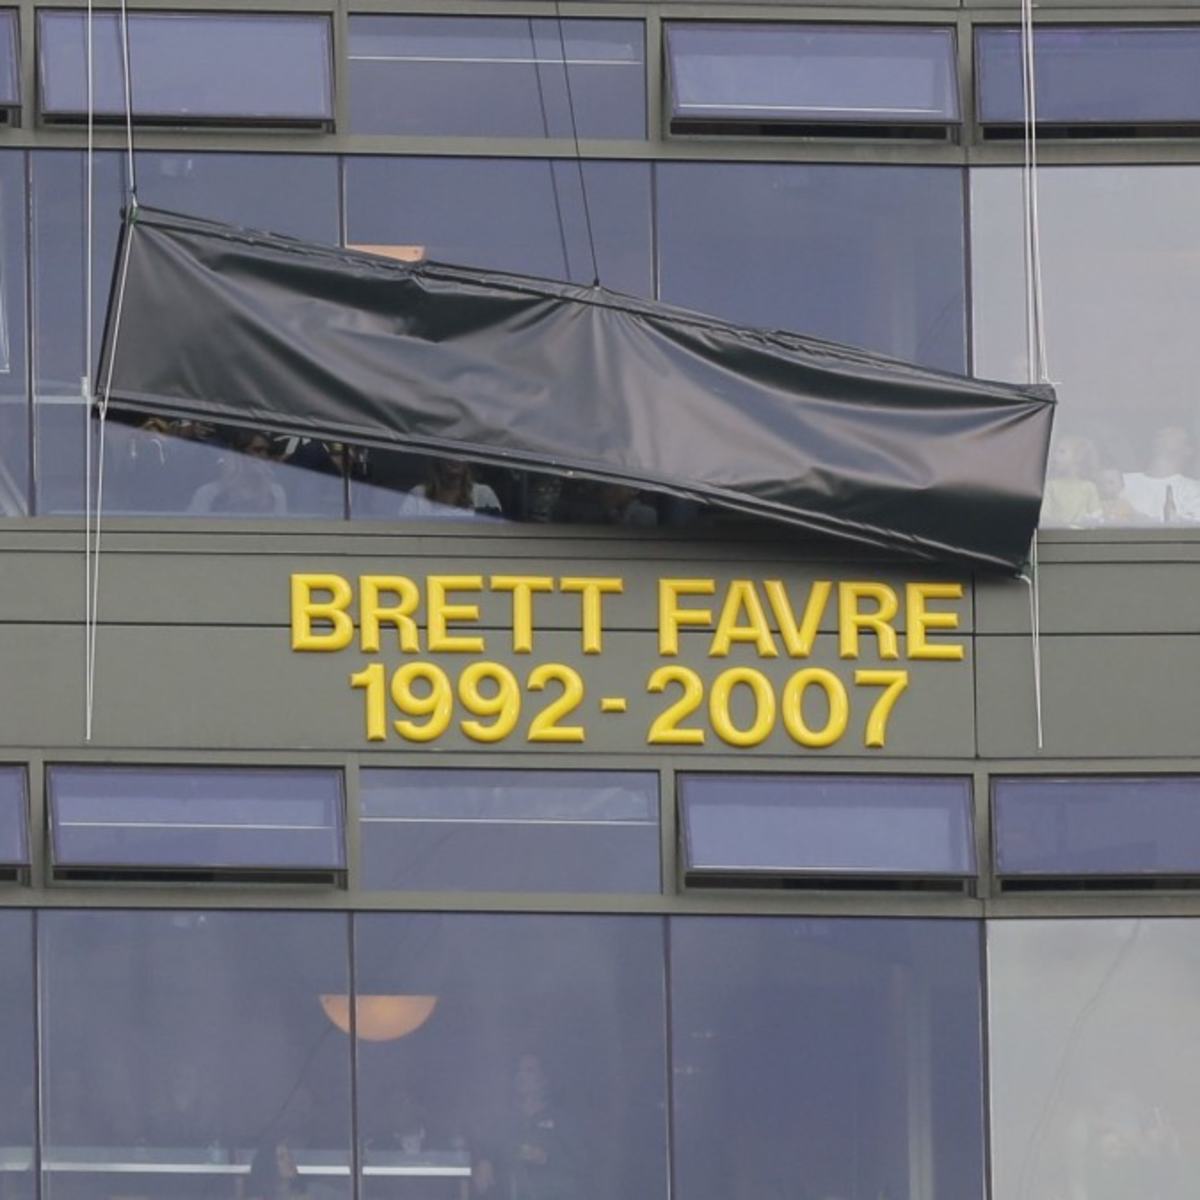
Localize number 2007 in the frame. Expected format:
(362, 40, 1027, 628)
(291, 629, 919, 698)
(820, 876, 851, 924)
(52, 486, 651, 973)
(647, 665, 909, 749)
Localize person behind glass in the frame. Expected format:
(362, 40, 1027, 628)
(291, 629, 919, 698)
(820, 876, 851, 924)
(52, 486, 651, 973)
(1040, 434, 1101, 527)
(244, 1138, 309, 1200)
(557, 481, 657, 528)
(1121, 424, 1200, 524)
(1095, 466, 1138, 526)
(402, 458, 502, 518)
(188, 429, 288, 516)
(471, 1054, 584, 1200)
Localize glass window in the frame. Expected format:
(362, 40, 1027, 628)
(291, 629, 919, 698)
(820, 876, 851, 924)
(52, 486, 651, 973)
(361, 769, 659, 893)
(0, 11, 19, 118)
(994, 775, 1200, 877)
(657, 163, 967, 372)
(977, 26, 1200, 128)
(989, 919, 1200, 1200)
(353, 914, 668, 1200)
(39, 911, 353, 1200)
(0, 150, 27, 516)
(971, 166, 1200, 529)
(0, 765, 28, 867)
(667, 23, 959, 128)
(37, 11, 333, 126)
(349, 16, 644, 138)
(47, 765, 344, 875)
(0, 912, 34, 1200)
(672, 917, 986, 1200)
(680, 774, 974, 879)
(344, 156, 651, 293)
(32, 150, 342, 516)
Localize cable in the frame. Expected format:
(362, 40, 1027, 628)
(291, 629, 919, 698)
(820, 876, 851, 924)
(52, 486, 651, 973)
(552, 2, 600, 287)
(83, 0, 138, 741)
(1019, 0, 1048, 750)
(83, 0, 94, 740)
(528, 19, 572, 280)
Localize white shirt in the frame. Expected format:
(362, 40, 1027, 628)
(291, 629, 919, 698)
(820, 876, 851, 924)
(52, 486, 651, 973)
(1120, 472, 1200, 523)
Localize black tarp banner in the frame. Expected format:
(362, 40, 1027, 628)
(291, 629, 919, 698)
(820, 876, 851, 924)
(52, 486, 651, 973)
(98, 206, 1055, 571)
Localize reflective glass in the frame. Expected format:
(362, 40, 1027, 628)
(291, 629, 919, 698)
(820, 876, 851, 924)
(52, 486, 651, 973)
(349, 16, 644, 137)
(0, 11, 18, 112)
(971, 166, 1200, 528)
(32, 151, 342, 515)
(354, 914, 668, 1200)
(995, 776, 1200, 876)
(667, 23, 959, 125)
(38, 11, 333, 125)
(0, 151, 27, 515)
(0, 765, 27, 865)
(977, 26, 1200, 126)
(657, 163, 967, 372)
(361, 769, 659, 893)
(0, 912, 34, 1200)
(680, 774, 974, 877)
(39, 910, 353, 1200)
(344, 156, 652, 294)
(672, 917, 986, 1200)
(47, 765, 344, 872)
(989, 919, 1200, 1200)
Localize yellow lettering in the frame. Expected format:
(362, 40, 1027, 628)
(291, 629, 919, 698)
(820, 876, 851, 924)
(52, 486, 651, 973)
(659, 578, 716, 656)
(290, 573, 353, 652)
(427, 575, 485, 653)
(710, 580, 778, 658)
(765, 580, 831, 658)
(906, 582, 965, 661)
(560, 577, 623, 654)
(491, 575, 554, 654)
(359, 575, 420, 653)
(838, 582, 899, 660)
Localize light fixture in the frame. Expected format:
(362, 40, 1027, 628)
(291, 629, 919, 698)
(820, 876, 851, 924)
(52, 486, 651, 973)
(319, 994, 438, 1041)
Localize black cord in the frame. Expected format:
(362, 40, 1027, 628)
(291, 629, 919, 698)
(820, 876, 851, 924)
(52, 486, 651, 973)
(529, 18, 573, 281)
(553, 2, 601, 287)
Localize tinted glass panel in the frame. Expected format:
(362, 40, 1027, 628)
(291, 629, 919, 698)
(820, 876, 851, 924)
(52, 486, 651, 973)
(0, 11, 18, 110)
(0, 913, 34, 1200)
(658, 163, 967, 371)
(989, 919, 1200, 1200)
(40, 911, 352, 1199)
(681, 774, 974, 877)
(361, 769, 659, 893)
(32, 150, 341, 515)
(354, 914, 668, 1200)
(995, 776, 1200, 876)
(672, 917, 986, 1200)
(0, 151, 27, 516)
(38, 11, 333, 124)
(977, 26, 1200, 126)
(971, 166, 1200, 528)
(349, 16, 644, 137)
(344, 156, 651, 293)
(47, 765, 344, 870)
(668, 23, 959, 124)
(0, 765, 27, 864)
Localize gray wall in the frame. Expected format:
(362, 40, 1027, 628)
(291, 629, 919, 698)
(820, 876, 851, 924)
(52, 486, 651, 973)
(2, 520, 1197, 915)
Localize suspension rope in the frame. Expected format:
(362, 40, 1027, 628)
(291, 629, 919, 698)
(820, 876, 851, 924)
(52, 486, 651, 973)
(1019, 0, 1048, 750)
(84, 0, 138, 741)
(553, 0, 600, 286)
(83, 0, 94, 738)
(528, 18, 573, 280)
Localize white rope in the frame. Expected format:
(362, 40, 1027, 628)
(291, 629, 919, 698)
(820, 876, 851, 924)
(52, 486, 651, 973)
(1020, 0, 1048, 750)
(83, 0, 95, 739)
(84, 0, 137, 741)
